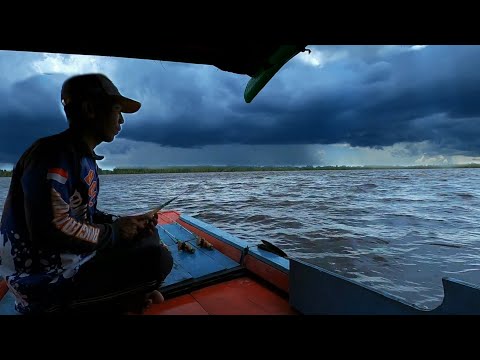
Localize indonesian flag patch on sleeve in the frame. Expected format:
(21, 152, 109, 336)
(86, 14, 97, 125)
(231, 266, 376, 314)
(47, 168, 69, 184)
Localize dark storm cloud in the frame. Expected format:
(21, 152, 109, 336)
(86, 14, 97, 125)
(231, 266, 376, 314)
(1, 46, 480, 166)
(0, 74, 68, 163)
(123, 46, 480, 156)
(362, 61, 392, 84)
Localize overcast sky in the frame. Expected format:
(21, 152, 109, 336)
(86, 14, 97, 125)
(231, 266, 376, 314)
(1, 45, 479, 170)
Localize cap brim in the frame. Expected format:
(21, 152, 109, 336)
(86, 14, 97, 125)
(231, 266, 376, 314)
(113, 95, 141, 113)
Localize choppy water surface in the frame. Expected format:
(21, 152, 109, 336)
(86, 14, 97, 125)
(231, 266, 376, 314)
(1, 168, 479, 309)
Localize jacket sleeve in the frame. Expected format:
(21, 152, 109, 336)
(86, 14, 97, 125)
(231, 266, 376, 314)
(21, 149, 117, 254)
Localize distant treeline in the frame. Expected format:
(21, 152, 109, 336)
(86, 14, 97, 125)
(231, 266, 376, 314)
(1, 164, 480, 177)
(96, 163, 480, 175)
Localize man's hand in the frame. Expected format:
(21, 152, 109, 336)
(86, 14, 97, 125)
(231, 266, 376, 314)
(144, 211, 158, 236)
(116, 213, 157, 242)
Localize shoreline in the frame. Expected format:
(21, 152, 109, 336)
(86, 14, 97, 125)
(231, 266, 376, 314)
(3, 165, 480, 177)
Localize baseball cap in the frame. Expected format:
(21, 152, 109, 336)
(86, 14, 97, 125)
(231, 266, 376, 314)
(61, 73, 141, 113)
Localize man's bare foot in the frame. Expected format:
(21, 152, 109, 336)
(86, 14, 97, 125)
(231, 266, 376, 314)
(149, 290, 165, 304)
(144, 290, 165, 308)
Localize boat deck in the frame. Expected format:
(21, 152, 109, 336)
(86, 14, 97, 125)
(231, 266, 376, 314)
(0, 211, 297, 315)
(146, 276, 295, 315)
(150, 212, 296, 315)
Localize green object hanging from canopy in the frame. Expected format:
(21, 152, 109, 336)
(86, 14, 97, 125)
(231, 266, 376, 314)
(244, 45, 304, 103)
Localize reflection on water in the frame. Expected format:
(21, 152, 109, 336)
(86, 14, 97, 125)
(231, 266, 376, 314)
(1, 168, 479, 309)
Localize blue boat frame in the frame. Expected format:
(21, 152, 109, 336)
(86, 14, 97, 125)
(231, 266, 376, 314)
(182, 214, 480, 315)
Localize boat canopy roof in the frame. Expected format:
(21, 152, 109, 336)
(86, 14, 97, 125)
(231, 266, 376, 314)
(4, 43, 309, 103)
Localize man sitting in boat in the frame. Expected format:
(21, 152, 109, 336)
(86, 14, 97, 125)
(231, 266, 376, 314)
(0, 73, 173, 314)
